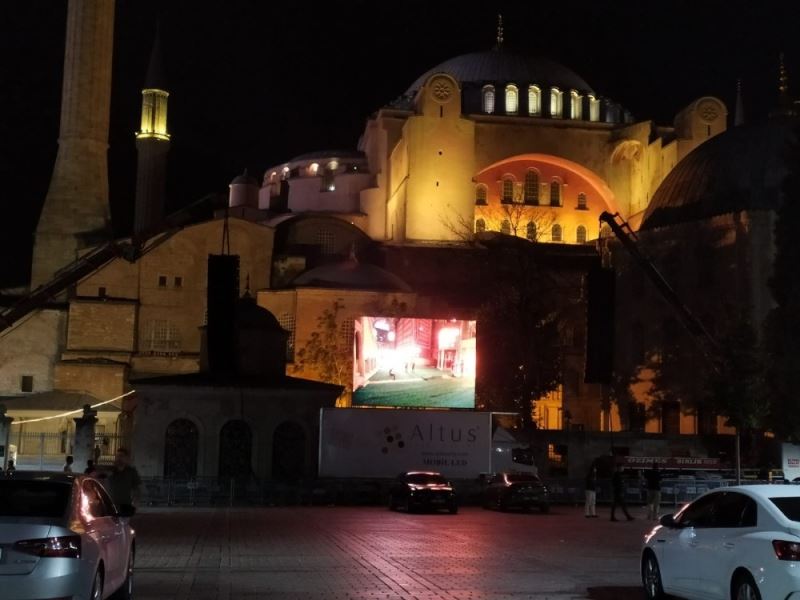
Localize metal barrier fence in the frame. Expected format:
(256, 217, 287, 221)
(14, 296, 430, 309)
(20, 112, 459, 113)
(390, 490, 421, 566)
(10, 432, 123, 471)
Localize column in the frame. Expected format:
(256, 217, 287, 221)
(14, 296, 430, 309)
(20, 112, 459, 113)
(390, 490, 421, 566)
(73, 404, 98, 474)
(0, 405, 13, 471)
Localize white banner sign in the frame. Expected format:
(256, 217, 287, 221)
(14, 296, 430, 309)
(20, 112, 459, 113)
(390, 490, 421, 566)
(783, 443, 800, 482)
(319, 408, 492, 479)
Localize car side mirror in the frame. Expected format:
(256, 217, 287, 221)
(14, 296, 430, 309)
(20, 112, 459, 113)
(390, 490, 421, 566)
(659, 513, 679, 528)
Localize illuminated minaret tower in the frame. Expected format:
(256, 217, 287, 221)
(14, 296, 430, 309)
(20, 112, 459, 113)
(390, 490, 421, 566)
(31, 0, 114, 287)
(134, 29, 170, 241)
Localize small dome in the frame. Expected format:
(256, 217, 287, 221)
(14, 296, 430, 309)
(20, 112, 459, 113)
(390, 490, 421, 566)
(406, 50, 594, 96)
(292, 258, 412, 292)
(236, 296, 286, 332)
(642, 118, 798, 230)
(230, 170, 258, 186)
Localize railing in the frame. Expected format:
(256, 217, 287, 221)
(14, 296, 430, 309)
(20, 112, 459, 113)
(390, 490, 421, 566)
(10, 432, 123, 471)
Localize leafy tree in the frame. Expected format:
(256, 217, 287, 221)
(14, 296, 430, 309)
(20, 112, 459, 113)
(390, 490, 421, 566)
(764, 131, 800, 439)
(704, 314, 767, 431)
(292, 300, 351, 404)
(475, 236, 568, 428)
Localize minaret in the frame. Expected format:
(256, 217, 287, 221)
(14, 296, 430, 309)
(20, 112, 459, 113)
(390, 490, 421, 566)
(31, 0, 115, 287)
(495, 14, 504, 50)
(134, 28, 170, 242)
(734, 79, 745, 126)
(772, 53, 795, 118)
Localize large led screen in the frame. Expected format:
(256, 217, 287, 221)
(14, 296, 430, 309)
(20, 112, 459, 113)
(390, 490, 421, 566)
(352, 317, 476, 409)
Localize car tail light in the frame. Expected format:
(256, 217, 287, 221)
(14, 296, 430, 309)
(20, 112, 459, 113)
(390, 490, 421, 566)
(14, 535, 81, 558)
(773, 540, 800, 561)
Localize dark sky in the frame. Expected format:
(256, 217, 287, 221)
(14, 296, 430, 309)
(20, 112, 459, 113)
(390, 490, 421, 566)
(1, 0, 799, 284)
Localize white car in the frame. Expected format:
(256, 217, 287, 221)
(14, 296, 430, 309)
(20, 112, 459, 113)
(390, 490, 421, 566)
(0, 472, 135, 600)
(641, 484, 800, 600)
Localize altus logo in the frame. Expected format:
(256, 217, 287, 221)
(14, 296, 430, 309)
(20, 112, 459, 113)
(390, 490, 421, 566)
(379, 426, 406, 454)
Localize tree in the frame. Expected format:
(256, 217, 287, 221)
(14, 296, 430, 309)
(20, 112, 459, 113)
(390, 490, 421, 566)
(764, 130, 800, 439)
(474, 235, 569, 428)
(292, 300, 351, 405)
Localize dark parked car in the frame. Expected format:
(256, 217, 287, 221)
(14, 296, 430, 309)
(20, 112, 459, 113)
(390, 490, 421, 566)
(483, 472, 549, 512)
(389, 471, 458, 514)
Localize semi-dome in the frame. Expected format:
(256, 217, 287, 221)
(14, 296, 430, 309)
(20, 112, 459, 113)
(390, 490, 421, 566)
(641, 118, 798, 230)
(406, 50, 594, 96)
(292, 257, 412, 292)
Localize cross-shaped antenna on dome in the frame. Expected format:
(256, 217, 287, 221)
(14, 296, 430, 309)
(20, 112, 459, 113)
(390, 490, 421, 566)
(496, 14, 504, 50)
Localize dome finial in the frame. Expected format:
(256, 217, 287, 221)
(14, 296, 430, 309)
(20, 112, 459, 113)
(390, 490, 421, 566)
(495, 14, 504, 50)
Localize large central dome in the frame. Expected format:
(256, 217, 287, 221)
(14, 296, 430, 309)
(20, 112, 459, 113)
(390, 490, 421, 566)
(406, 50, 594, 96)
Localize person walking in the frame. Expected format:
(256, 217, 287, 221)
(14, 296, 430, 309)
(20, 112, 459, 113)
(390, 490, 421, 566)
(584, 466, 598, 518)
(610, 463, 634, 521)
(63, 455, 74, 473)
(644, 462, 662, 520)
(106, 448, 141, 517)
(5, 459, 16, 476)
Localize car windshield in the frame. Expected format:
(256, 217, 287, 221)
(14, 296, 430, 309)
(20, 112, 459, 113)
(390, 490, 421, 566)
(506, 474, 541, 483)
(405, 473, 447, 485)
(0, 480, 71, 518)
(769, 497, 800, 521)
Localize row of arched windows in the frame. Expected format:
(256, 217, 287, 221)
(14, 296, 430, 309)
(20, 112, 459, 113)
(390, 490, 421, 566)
(482, 84, 602, 121)
(475, 220, 588, 243)
(476, 176, 590, 209)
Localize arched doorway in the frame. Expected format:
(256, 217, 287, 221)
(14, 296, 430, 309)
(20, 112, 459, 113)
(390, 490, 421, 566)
(164, 419, 198, 479)
(272, 421, 306, 482)
(218, 420, 253, 480)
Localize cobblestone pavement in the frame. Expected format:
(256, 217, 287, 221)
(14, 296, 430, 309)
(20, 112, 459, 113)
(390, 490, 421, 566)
(132, 505, 655, 600)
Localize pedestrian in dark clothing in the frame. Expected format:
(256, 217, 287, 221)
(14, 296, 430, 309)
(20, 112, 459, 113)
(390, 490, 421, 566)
(644, 462, 662, 520)
(584, 466, 598, 517)
(610, 464, 634, 521)
(85, 459, 98, 477)
(106, 448, 141, 517)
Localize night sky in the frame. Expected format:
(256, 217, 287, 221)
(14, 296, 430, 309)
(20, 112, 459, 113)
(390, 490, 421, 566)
(1, 0, 799, 285)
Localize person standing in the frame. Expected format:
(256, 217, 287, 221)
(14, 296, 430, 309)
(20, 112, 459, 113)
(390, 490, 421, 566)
(584, 466, 598, 518)
(5, 459, 16, 476)
(644, 462, 662, 520)
(84, 459, 98, 477)
(106, 448, 141, 517)
(63, 455, 74, 473)
(610, 463, 634, 521)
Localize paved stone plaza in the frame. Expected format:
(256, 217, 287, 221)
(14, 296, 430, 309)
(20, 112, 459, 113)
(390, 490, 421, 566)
(132, 505, 656, 600)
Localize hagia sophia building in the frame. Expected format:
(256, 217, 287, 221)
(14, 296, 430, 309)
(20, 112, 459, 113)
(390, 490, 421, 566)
(0, 1, 795, 480)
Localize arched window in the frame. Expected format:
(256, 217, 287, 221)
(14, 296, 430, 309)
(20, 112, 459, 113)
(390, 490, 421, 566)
(551, 224, 562, 242)
(528, 85, 541, 116)
(475, 185, 487, 205)
(501, 220, 511, 235)
(308, 162, 319, 176)
(505, 84, 518, 114)
(524, 170, 539, 204)
(576, 225, 587, 244)
(482, 85, 495, 114)
(281, 166, 290, 180)
(549, 181, 561, 206)
(475, 218, 486, 233)
(589, 95, 600, 122)
(526, 221, 537, 242)
(570, 90, 582, 120)
(577, 192, 587, 209)
(550, 87, 563, 118)
(501, 177, 514, 203)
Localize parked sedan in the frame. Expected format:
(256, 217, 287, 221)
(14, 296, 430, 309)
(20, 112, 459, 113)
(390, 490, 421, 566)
(641, 485, 800, 600)
(389, 471, 458, 514)
(0, 472, 135, 600)
(482, 472, 549, 513)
